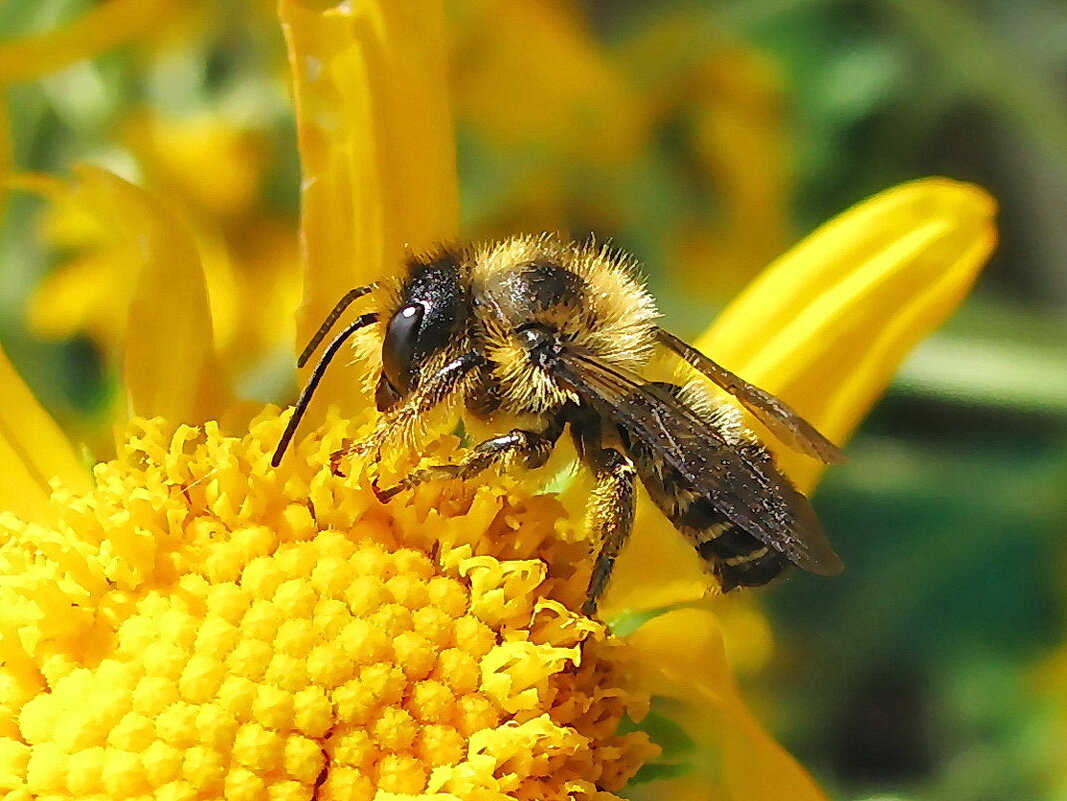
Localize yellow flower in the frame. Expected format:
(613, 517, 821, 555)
(0, 2, 998, 800)
(0, 179, 995, 799)
(23, 114, 302, 384)
(0, 410, 656, 799)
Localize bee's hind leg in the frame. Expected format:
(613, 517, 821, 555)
(374, 417, 565, 502)
(581, 446, 637, 617)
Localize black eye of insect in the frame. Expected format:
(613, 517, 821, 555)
(381, 302, 425, 394)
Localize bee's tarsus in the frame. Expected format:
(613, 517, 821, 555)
(372, 480, 400, 504)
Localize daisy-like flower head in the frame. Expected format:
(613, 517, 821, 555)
(0, 2, 996, 799)
(1, 408, 656, 799)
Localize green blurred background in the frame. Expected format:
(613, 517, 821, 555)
(2, 1, 1067, 799)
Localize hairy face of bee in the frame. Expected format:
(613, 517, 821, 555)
(376, 252, 470, 411)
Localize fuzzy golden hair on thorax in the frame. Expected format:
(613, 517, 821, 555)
(470, 235, 660, 415)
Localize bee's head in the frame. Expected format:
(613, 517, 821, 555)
(377, 252, 469, 411)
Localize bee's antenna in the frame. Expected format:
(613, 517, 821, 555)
(298, 283, 378, 368)
(273, 312, 380, 467)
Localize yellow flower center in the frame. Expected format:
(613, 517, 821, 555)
(0, 409, 657, 800)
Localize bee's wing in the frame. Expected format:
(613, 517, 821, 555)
(657, 328, 846, 465)
(554, 353, 843, 576)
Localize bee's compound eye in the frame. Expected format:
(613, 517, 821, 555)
(382, 302, 425, 394)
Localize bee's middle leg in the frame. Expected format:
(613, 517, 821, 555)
(375, 418, 564, 501)
(582, 446, 637, 617)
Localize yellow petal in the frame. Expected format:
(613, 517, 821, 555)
(28, 112, 299, 378)
(0, 346, 89, 524)
(0, 0, 181, 84)
(280, 0, 459, 411)
(606, 179, 996, 615)
(110, 172, 230, 426)
(698, 177, 997, 491)
(19, 166, 231, 426)
(625, 607, 828, 801)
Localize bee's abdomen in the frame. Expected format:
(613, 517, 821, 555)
(678, 496, 789, 592)
(616, 380, 792, 592)
(626, 439, 790, 592)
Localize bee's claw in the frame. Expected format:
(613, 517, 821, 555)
(370, 478, 401, 504)
(329, 435, 380, 476)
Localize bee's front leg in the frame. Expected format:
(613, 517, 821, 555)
(329, 352, 484, 475)
(375, 417, 565, 502)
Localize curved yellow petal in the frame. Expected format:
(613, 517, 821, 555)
(625, 607, 827, 801)
(21, 166, 231, 427)
(0, 0, 181, 84)
(280, 0, 459, 411)
(698, 178, 996, 491)
(0, 346, 89, 524)
(606, 179, 996, 615)
(109, 173, 230, 426)
(28, 112, 299, 380)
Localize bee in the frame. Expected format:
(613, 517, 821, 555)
(272, 235, 844, 614)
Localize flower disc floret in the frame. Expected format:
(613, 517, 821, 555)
(0, 410, 657, 800)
